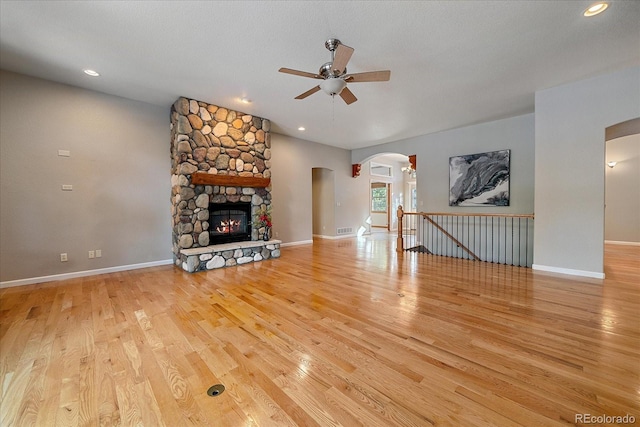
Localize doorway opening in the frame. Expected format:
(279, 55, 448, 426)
(604, 117, 640, 277)
(311, 167, 335, 239)
(371, 181, 391, 231)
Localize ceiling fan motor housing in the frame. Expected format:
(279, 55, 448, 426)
(319, 61, 347, 79)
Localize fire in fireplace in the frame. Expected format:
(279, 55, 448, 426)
(209, 202, 252, 244)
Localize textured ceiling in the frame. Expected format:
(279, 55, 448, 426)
(1, 1, 639, 150)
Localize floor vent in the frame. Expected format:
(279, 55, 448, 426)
(337, 227, 353, 235)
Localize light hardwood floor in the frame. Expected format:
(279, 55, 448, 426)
(1, 236, 639, 426)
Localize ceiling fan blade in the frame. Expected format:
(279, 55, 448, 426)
(332, 44, 354, 75)
(295, 85, 321, 100)
(279, 67, 323, 79)
(345, 70, 391, 82)
(339, 86, 358, 105)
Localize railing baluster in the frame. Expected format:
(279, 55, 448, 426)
(485, 217, 487, 263)
(524, 218, 529, 266)
(467, 216, 470, 260)
(503, 217, 506, 265)
(517, 217, 520, 266)
(510, 217, 513, 265)
(492, 217, 495, 263)
(438, 215, 441, 256)
(498, 217, 501, 264)
(447, 215, 450, 256)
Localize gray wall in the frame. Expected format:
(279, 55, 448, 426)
(605, 133, 640, 243)
(4, 65, 637, 283)
(352, 114, 536, 215)
(270, 134, 369, 244)
(0, 70, 171, 283)
(0, 70, 374, 283)
(534, 66, 640, 276)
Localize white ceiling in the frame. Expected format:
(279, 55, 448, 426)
(1, 1, 638, 150)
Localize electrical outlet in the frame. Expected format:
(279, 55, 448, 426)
(95, 249, 102, 258)
(60, 253, 68, 262)
(61, 184, 73, 191)
(88, 250, 95, 259)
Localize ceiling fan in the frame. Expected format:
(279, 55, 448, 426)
(278, 38, 391, 105)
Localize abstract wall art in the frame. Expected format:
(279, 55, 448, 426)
(449, 149, 510, 206)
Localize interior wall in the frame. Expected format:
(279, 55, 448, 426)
(270, 134, 369, 244)
(0, 70, 171, 283)
(534, 66, 640, 277)
(352, 114, 535, 216)
(605, 133, 640, 243)
(6, 65, 636, 282)
(311, 168, 335, 236)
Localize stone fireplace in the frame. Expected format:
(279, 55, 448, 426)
(170, 97, 280, 272)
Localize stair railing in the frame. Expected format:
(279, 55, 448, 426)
(397, 206, 534, 267)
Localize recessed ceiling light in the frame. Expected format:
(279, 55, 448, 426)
(240, 97, 251, 104)
(83, 69, 100, 77)
(583, 2, 609, 17)
(298, 127, 306, 131)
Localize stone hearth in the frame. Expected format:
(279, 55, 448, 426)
(177, 240, 280, 273)
(170, 97, 279, 272)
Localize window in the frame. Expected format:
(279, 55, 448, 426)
(370, 162, 392, 177)
(371, 183, 388, 213)
(411, 187, 417, 211)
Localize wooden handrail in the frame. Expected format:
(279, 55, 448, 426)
(403, 211, 534, 219)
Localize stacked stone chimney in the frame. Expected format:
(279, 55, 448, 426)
(169, 97, 272, 265)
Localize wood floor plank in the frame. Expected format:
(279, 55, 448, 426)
(1, 237, 638, 425)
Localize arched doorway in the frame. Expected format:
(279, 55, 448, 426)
(361, 153, 416, 234)
(604, 117, 640, 276)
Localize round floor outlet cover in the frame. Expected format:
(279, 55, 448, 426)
(207, 384, 225, 397)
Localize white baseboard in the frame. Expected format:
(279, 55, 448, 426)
(0, 259, 174, 289)
(312, 234, 332, 240)
(605, 240, 640, 246)
(532, 264, 605, 279)
(312, 234, 356, 240)
(280, 240, 313, 247)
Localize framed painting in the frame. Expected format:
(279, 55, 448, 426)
(449, 149, 510, 206)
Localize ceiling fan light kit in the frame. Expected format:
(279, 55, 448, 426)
(279, 38, 390, 105)
(320, 78, 346, 95)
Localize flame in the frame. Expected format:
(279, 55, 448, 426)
(216, 219, 241, 233)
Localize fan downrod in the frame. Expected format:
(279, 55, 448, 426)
(320, 39, 347, 78)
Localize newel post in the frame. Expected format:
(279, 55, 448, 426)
(397, 205, 404, 253)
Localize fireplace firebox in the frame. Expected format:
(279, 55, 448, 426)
(209, 202, 252, 244)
